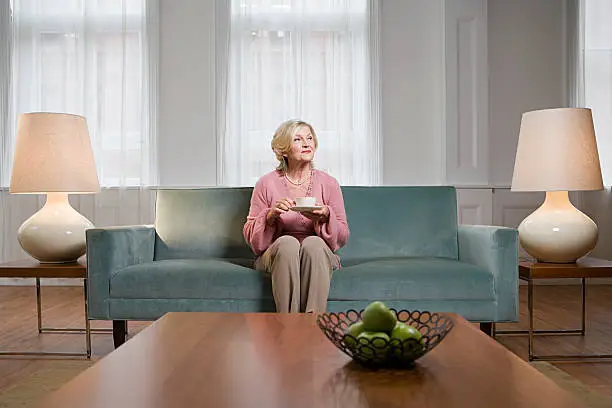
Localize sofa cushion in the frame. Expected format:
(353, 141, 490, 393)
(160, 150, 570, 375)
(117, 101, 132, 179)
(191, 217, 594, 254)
(336, 186, 460, 262)
(154, 188, 255, 261)
(329, 257, 494, 301)
(110, 259, 271, 300)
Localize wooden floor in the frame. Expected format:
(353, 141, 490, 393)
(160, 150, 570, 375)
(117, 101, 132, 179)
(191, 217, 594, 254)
(1, 284, 612, 396)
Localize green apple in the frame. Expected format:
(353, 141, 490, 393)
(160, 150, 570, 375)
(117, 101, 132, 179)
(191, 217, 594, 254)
(349, 321, 365, 337)
(391, 322, 425, 358)
(361, 301, 397, 333)
(391, 322, 422, 342)
(357, 331, 390, 344)
(343, 321, 365, 350)
(356, 331, 390, 360)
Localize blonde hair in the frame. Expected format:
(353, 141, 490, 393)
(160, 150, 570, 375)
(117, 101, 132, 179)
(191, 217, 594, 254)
(271, 119, 318, 171)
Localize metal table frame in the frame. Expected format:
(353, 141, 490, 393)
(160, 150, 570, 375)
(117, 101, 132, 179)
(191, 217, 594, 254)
(0, 261, 112, 359)
(494, 257, 612, 363)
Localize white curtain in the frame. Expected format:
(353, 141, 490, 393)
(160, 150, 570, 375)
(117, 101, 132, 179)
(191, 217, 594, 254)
(573, 0, 612, 186)
(8, 0, 158, 187)
(0, 0, 158, 265)
(218, 0, 381, 187)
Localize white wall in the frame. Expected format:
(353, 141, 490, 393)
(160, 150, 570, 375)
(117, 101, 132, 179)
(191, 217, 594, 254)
(488, 0, 567, 187)
(380, 0, 445, 185)
(452, 0, 567, 223)
(158, 1, 217, 187)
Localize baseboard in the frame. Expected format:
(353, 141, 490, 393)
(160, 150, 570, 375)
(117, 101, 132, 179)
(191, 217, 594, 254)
(0, 278, 83, 286)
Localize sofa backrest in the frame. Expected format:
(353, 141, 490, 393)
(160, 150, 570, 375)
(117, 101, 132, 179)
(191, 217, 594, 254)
(153, 186, 459, 262)
(154, 188, 254, 261)
(336, 186, 459, 263)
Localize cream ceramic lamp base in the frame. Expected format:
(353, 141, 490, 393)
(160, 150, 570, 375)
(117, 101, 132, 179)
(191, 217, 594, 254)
(17, 192, 94, 263)
(518, 191, 598, 263)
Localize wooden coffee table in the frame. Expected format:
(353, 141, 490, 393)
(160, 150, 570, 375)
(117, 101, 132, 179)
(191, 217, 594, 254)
(40, 312, 583, 408)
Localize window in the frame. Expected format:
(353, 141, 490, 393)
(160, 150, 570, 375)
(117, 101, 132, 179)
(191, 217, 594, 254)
(3, 0, 158, 187)
(579, 0, 612, 185)
(219, 0, 380, 187)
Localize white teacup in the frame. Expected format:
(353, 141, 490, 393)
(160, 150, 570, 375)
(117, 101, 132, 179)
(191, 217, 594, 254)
(295, 196, 316, 207)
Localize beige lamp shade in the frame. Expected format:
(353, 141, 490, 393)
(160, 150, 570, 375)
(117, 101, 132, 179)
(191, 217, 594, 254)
(10, 112, 100, 194)
(511, 107, 603, 192)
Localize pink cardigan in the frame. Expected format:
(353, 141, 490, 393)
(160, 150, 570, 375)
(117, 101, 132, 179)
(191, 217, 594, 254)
(243, 169, 350, 257)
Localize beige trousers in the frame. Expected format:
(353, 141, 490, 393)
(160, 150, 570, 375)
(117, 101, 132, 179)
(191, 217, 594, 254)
(255, 235, 339, 313)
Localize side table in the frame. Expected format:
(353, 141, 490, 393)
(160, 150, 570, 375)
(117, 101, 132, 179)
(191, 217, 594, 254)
(494, 257, 612, 362)
(0, 258, 111, 358)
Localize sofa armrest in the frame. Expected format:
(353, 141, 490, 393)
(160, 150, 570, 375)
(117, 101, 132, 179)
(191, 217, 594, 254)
(458, 225, 519, 322)
(86, 225, 155, 319)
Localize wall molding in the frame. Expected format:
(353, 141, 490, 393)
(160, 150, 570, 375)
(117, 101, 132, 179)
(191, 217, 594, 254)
(444, 0, 488, 185)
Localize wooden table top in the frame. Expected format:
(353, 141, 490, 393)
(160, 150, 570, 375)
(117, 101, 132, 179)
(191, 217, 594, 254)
(519, 257, 612, 279)
(0, 258, 86, 279)
(39, 312, 584, 408)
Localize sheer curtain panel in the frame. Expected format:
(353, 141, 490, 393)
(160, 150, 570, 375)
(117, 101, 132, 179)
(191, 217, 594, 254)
(218, 0, 381, 187)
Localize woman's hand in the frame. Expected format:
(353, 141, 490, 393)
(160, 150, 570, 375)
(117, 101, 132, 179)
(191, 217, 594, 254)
(301, 205, 330, 224)
(267, 197, 295, 225)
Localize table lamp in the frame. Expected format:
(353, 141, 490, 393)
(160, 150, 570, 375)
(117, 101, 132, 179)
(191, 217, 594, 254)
(511, 107, 603, 263)
(9, 113, 100, 263)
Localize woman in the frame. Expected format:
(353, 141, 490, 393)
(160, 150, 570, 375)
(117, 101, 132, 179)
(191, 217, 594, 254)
(243, 119, 350, 313)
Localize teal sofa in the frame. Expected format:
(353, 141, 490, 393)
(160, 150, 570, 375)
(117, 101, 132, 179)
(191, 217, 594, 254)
(86, 186, 519, 348)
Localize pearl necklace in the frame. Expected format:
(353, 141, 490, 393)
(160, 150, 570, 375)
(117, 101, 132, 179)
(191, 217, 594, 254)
(285, 170, 311, 186)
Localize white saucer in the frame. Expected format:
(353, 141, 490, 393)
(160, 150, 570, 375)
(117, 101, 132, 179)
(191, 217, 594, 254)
(290, 205, 323, 212)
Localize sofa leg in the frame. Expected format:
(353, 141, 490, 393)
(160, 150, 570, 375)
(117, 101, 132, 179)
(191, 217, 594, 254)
(113, 320, 128, 348)
(480, 322, 493, 337)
